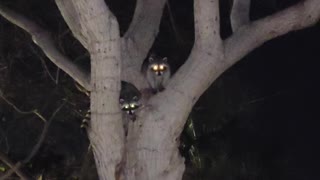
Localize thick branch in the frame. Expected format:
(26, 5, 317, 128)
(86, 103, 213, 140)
(120, 0, 167, 88)
(122, 0, 167, 60)
(56, 0, 120, 45)
(170, 0, 222, 101)
(54, 0, 89, 49)
(194, 0, 221, 48)
(225, 0, 320, 65)
(230, 0, 251, 31)
(0, 4, 91, 90)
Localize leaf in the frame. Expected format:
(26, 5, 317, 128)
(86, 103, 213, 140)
(37, 174, 43, 180)
(0, 166, 6, 172)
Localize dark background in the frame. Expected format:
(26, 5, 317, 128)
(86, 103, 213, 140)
(0, 0, 319, 179)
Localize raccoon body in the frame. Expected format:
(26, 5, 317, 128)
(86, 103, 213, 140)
(119, 81, 141, 121)
(144, 54, 171, 93)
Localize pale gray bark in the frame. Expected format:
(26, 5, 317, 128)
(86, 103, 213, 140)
(1, 0, 319, 180)
(230, 0, 251, 32)
(121, 0, 167, 89)
(226, 0, 320, 65)
(55, 1, 124, 180)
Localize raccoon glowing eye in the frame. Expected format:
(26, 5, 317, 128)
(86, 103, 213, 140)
(152, 65, 158, 71)
(130, 104, 135, 108)
(159, 65, 165, 70)
(125, 104, 129, 109)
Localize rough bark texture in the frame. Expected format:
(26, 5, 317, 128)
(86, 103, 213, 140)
(56, 1, 124, 180)
(1, 0, 320, 179)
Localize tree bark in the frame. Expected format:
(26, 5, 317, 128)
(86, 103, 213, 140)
(230, 0, 251, 32)
(56, 1, 124, 179)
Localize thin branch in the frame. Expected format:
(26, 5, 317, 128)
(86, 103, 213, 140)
(0, 152, 29, 180)
(55, 67, 60, 84)
(29, 45, 57, 84)
(0, 4, 91, 90)
(230, 0, 251, 32)
(0, 102, 65, 180)
(225, 0, 320, 65)
(166, 1, 184, 46)
(0, 89, 46, 122)
(25, 102, 65, 163)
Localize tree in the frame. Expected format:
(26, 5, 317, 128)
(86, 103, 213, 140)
(0, 0, 319, 179)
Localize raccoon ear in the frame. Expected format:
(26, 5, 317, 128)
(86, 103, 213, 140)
(162, 57, 168, 62)
(148, 57, 154, 62)
(119, 98, 125, 104)
(133, 96, 139, 101)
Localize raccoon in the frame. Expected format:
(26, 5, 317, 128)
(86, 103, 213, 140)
(119, 81, 141, 121)
(143, 54, 171, 93)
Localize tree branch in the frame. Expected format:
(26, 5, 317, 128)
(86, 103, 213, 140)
(0, 89, 46, 123)
(120, 0, 167, 89)
(167, 0, 222, 102)
(230, 0, 251, 32)
(54, 0, 89, 49)
(0, 4, 91, 90)
(55, 0, 119, 45)
(0, 152, 29, 180)
(122, 0, 167, 60)
(225, 0, 320, 65)
(0, 102, 65, 180)
(194, 0, 221, 48)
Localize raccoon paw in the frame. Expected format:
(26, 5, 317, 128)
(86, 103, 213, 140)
(80, 110, 91, 130)
(80, 119, 90, 130)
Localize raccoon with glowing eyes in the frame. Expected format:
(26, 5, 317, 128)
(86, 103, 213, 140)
(144, 54, 171, 93)
(119, 81, 141, 121)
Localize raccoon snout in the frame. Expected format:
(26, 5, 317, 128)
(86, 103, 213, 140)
(156, 71, 163, 76)
(128, 110, 134, 115)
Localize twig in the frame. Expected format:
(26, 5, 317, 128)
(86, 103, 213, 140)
(0, 102, 66, 180)
(0, 152, 29, 180)
(0, 126, 9, 153)
(24, 102, 65, 163)
(29, 45, 57, 84)
(165, 1, 184, 46)
(0, 89, 46, 122)
(55, 68, 60, 84)
(243, 90, 288, 106)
